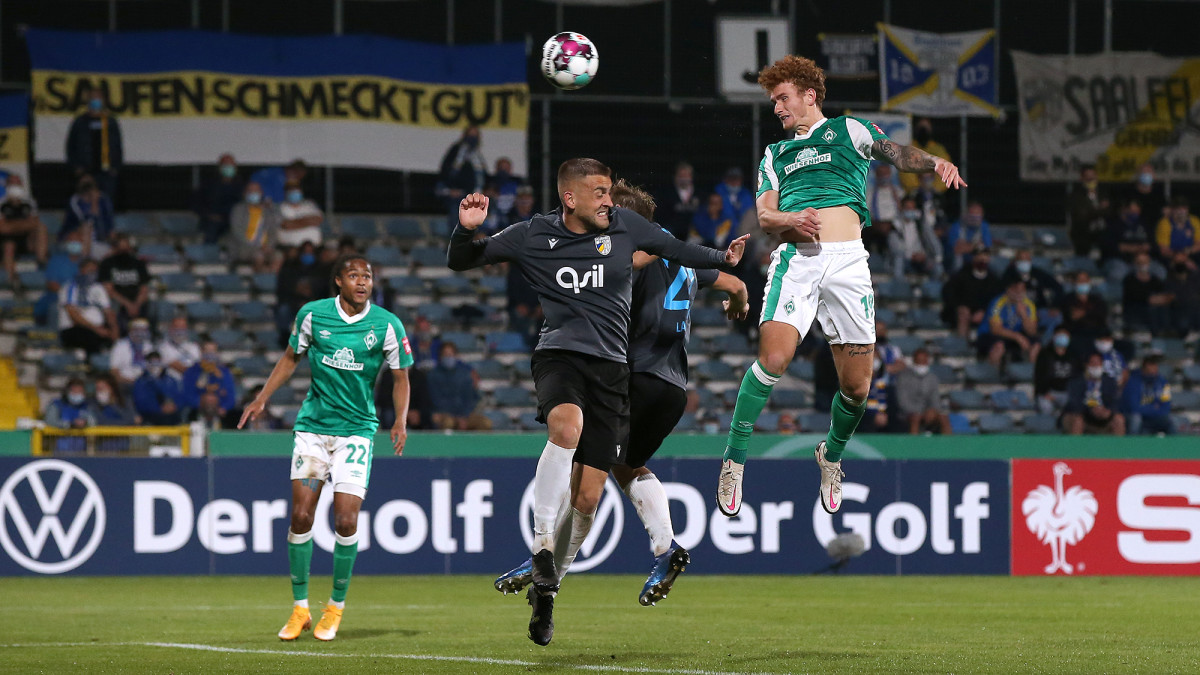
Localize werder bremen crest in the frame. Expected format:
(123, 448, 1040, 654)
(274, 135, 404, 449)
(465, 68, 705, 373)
(364, 328, 378, 349)
(594, 235, 612, 255)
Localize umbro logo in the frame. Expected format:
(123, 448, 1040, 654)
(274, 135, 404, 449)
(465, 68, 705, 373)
(319, 330, 332, 338)
(548, 238, 559, 249)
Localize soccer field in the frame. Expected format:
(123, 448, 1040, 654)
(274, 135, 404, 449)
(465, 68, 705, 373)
(4, 575, 1197, 674)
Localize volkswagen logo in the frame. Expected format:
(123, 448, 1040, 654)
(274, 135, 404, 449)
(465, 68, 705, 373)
(0, 460, 106, 574)
(518, 478, 624, 572)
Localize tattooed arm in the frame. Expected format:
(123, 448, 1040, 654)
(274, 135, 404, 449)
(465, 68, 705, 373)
(871, 138, 967, 189)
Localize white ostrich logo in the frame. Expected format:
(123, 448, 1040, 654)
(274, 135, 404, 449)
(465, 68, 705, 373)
(1022, 462, 1099, 574)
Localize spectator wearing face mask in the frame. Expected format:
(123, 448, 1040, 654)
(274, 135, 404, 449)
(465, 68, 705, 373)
(274, 242, 323, 347)
(1122, 353, 1173, 435)
(180, 339, 237, 414)
(228, 181, 279, 273)
(941, 245, 1001, 338)
(1122, 251, 1172, 335)
(98, 232, 151, 329)
(38, 229, 86, 326)
(0, 177, 49, 285)
(195, 153, 245, 244)
(865, 164, 904, 255)
(656, 161, 701, 240)
(888, 196, 943, 277)
(691, 192, 735, 248)
(977, 278, 1040, 368)
(899, 117, 952, 195)
(1002, 249, 1063, 329)
(1104, 199, 1154, 276)
(1060, 271, 1109, 341)
(1156, 195, 1200, 262)
(275, 180, 323, 248)
(109, 317, 155, 386)
(715, 166, 755, 225)
(1067, 164, 1110, 258)
(91, 372, 138, 425)
(1121, 162, 1167, 236)
(893, 348, 951, 435)
(428, 342, 487, 431)
(1062, 352, 1125, 436)
(1092, 330, 1128, 388)
(1035, 327, 1079, 415)
(490, 157, 521, 222)
(945, 201, 992, 273)
(58, 258, 118, 355)
(249, 159, 307, 206)
(157, 315, 201, 379)
(1165, 252, 1200, 337)
(44, 378, 95, 452)
(66, 90, 122, 200)
(133, 351, 186, 425)
(60, 174, 115, 259)
(437, 125, 486, 229)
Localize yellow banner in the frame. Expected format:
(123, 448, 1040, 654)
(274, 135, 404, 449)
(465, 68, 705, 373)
(0, 126, 28, 163)
(32, 71, 530, 130)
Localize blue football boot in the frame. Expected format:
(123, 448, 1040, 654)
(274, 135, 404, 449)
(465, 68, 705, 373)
(638, 540, 690, 606)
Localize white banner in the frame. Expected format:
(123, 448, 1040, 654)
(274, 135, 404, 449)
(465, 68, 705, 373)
(1013, 50, 1200, 182)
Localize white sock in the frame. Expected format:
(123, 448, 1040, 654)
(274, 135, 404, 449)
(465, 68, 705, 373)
(625, 473, 675, 556)
(294, 599, 309, 609)
(551, 503, 576, 579)
(329, 599, 345, 610)
(533, 441, 575, 552)
(558, 507, 595, 576)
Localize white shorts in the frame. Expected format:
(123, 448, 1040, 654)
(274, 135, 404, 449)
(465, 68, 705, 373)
(289, 431, 374, 499)
(759, 240, 876, 345)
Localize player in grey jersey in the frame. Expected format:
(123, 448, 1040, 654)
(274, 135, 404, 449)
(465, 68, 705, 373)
(450, 158, 748, 645)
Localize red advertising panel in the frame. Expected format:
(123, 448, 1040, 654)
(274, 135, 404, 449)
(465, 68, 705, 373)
(1013, 460, 1200, 576)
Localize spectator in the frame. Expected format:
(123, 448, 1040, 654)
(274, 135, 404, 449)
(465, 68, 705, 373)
(941, 245, 1001, 338)
(227, 181, 279, 273)
(860, 356, 895, 433)
(1060, 271, 1109, 341)
(437, 125, 486, 228)
(377, 366, 433, 431)
(865, 163, 903, 253)
(90, 372, 138, 426)
(188, 391, 228, 430)
(893, 348, 952, 435)
(491, 157, 521, 222)
(60, 174, 115, 259)
(98, 232, 151, 329)
(132, 351, 185, 425)
(898, 117, 952, 195)
(1003, 249, 1063, 328)
(1165, 251, 1200, 336)
(875, 319, 905, 375)
(157, 315, 201, 379)
(1104, 199, 1154, 278)
(1062, 352, 1125, 436)
(66, 89, 122, 199)
(1122, 162, 1167, 237)
(509, 184, 536, 226)
(1122, 353, 1173, 435)
(275, 180, 323, 248)
(656, 161, 700, 240)
(908, 171, 949, 238)
(36, 229, 86, 326)
(1035, 326, 1079, 415)
(477, 183, 505, 236)
(887, 196, 942, 276)
(275, 242, 323, 346)
(1156, 195, 1200, 261)
(977, 278, 1040, 368)
(777, 411, 797, 434)
(249, 158, 307, 206)
(0, 177, 48, 286)
(506, 254, 542, 348)
(1066, 164, 1110, 257)
(1093, 330, 1128, 388)
(691, 192, 735, 248)
(428, 342, 487, 430)
(406, 315, 442, 370)
(195, 153, 244, 244)
(224, 384, 280, 430)
(1122, 251, 1172, 335)
(109, 317, 154, 387)
(44, 377, 95, 452)
(181, 339, 237, 414)
(58, 257, 117, 355)
(715, 166, 755, 225)
(945, 201, 992, 272)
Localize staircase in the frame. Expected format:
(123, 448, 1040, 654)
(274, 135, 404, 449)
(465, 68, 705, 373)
(0, 358, 38, 429)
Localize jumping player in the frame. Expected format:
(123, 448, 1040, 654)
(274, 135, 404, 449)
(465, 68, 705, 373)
(239, 254, 412, 642)
(450, 159, 746, 646)
(717, 56, 965, 518)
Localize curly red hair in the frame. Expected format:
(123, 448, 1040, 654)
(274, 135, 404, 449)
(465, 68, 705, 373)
(758, 55, 826, 108)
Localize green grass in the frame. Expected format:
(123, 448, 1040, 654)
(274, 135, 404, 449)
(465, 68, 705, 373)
(3, 575, 1198, 674)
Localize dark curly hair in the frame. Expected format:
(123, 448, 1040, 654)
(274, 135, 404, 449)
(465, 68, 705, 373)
(757, 55, 826, 108)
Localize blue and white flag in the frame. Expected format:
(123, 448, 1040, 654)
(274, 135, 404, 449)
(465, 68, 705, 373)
(877, 23, 999, 118)
(0, 94, 29, 194)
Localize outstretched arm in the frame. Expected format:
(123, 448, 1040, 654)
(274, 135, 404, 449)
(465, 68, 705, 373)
(872, 138, 967, 189)
(712, 271, 749, 320)
(238, 346, 300, 428)
(447, 192, 527, 270)
(626, 208, 747, 268)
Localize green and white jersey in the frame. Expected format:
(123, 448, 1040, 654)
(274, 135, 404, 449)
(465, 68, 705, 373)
(288, 297, 414, 438)
(756, 116, 889, 228)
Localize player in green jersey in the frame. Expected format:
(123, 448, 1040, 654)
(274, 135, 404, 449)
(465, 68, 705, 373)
(717, 55, 966, 518)
(238, 253, 413, 642)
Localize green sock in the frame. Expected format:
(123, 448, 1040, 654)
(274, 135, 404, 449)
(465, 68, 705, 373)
(724, 360, 782, 464)
(330, 535, 359, 604)
(287, 532, 313, 603)
(824, 391, 866, 463)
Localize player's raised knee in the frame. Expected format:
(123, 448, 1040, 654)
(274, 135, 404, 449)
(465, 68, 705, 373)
(291, 506, 316, 534)
(546, 404, 583, 447)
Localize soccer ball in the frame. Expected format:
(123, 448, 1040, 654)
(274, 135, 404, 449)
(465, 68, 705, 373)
(540, 32, 599, 90)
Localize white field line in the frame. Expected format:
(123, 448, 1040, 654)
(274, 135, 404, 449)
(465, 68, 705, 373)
(0, 641, 791, 675)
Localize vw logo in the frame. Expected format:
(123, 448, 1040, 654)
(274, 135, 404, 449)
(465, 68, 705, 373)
(0, 460, 106, 574)
(518, 478, 624, 572)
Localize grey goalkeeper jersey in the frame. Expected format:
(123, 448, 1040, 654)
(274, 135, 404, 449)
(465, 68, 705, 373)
(447, 206, 729, 363)
(630, 257, 718, 390)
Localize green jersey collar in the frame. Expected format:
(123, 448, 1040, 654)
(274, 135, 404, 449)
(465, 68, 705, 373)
(335, 297, 372, 324)
(794, 116, 829, 141)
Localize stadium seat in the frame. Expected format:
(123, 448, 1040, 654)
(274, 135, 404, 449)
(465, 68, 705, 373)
(518, 411, 542, 430)
(1149, 338, 1190, 361)
(877, 279, 912, 302)
(874, 307, 897, 325)
(410, 246, 446, 268)
(1170, 389, 1200, 410)
(948, 389, 986, 410)
(434, 276, 475, 296)
(930, 362, 960, 384)
(757, 412, 780, 432)
(140, 243, 181, 264)
(383, 216, 426, 242)
(989, 255, 1012, 276)
(964, 362, 1002, 385)
(1182, 364, 1200, 385)
(339, 215, 378, 241)
(472, 359, 509, 380)
(155, 302, 181, 324)
(42, 351, 82, 375)
(493, 386, 534, 408)
(890, 334, 924, 354)
(948, 412, 978, 435)
(673, 413, 698, 432)
(487, 331, 530, 354)
(690, 307, 727, 327)
(507, 355, 532, 375)
(907, 308, 941, 330)
(88, 352, 110, 372)
(40, 211, 63, 237)
(229, 300, 269, 323)
(771, 388, 809, 410)
(206, 273, 248, 294)
(208, 328, 246, 351)
(18, 270, 45, 289)
(696, 388, 720, 410)
(713, 332, 753, 355)
(269, 387, 299, 405)
(415, 302, 452, 324)
(159, 213, 199, 237)
(978, 413, 1012, 434)
(992, 225, 1031, 249)
(1031, 256, 1055, 274)
(990, 389, 1032, 411)
(483, 410, 514, 431)
(251, 273, 277, 294)
(428, 218, 453, 239)
(280, 408, 300, 428)
(440, 331, 478, 353)
(183, 243, 222, 265)
(114, 213, 155, 237)
(251, 328, 279, 348)
(695, 360, 735, 381)
(185, 300, 224, 323)
(787, 359, 815, 381)
(1023, 413, 1059, 434)
(798, 412, 831, 432)
(918, 279, 943, 301)
(159, 272, 199, 292)
(1006, 361, 1035, 382)
(365, 244, 407, 268)
(478, 275, 507, 295)
(1061, 256, 1099, 277)
(935, 336, 973, 358)
(389, 275, 427, 297)
(1034, 226, 1069, 250)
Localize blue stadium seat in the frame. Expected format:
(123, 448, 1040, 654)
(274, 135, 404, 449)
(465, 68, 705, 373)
(935, 336, 973, 358)
(410, 246, 446, 268)
(206, 273, 248, 294)
(483, 410, 514, 431)
(159, 272, 199, 292)
(978, 413, 1011, 434)
(42, 351, 83, 375)
(1034, 226, 1069, 250)
(478, 275, 507, 295)
(159, 213, 199, 237)
(799, 412, 831, 432)
(948, 412, 978, 435)
(713, 333, 753, 355)
(756, 412, 780, 432)
(40, 211, 63, 237)
(874, 307, 897, 325)
(383, 216, 427, 242)
(695, 360, 735, 381)
(507, 355, 532, 376)
(183, 243, 222, 265)
(1170, 389, 1200, 410)
(696, 388, 720, 411)
(992, 225, 1031, 249)
(1061, 256, 1100, 277)
(990, 389, 1032, 411)
(185, 300, 224, 323)
(365, 244, 406, 268)
(269, 387, 299, 405)
(388, 275, 426, 297)
(155, 302, 181, 324)
(428, 218, 453, 239)
(518, 411, 542, 430)
(877, 279, 912, 302)
(251, 273, 277, 294)
(771, 388, 809, 410)
(114, 213, 155, 237)
(930, 363, 960, 384)
(1006, 362, 1035, 382)
(88, 352, 110, 372)
(415, 302, 452, 324)
(890, 334, 924, 354)
(1182, 365, 1200, 385)
(251, 328, 279, 348)
(908, 308, 941, 330)
(18, 270, 45, 289)
(208, 328, 246, 351)
(493, 386, 533, 408)
(140, 243, 181, 264)
(673, 413, 698, 432)
(690, 307, 727, 327)
(472, 360, 509, 380)
(229, 300, 268, 322)
(949, 389, 986, 410)
(1023, 413, 1059, 434)
(434, 276, 474, 296)
(339, 215, 378, 241)
(487, 331, 530, 354)
(918, 279, 944, 301)
(964, 362, 1002, 385)
(1149, 338, 1189, 361)
(867, 255, 888, 275)
(989, 255, 1012, 276)
(1031, 256, 1055, 274)
(280, 408, 300, 428)
(787, 359, 815, 381)
(440, 331, 478, 353)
